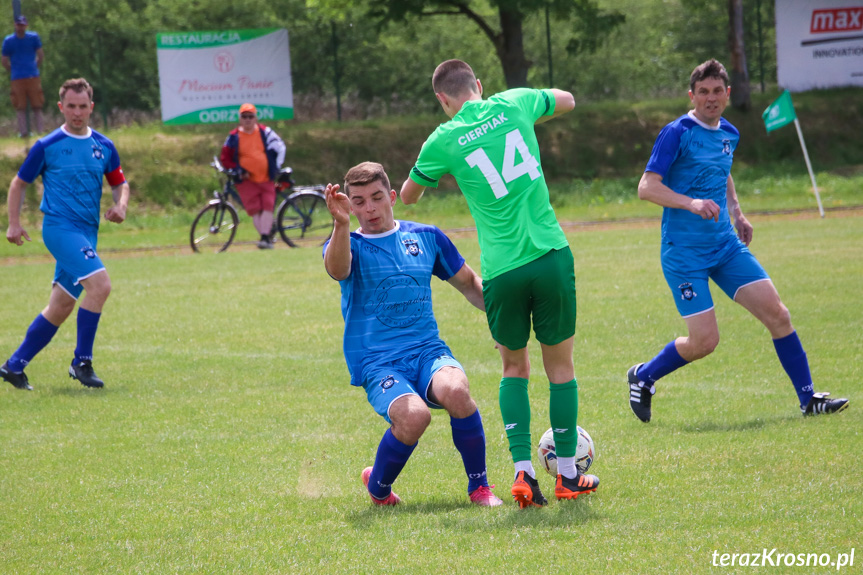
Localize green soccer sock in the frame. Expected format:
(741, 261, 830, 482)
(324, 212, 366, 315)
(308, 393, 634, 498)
(549, 379, 579, 458)
(499, 377, 532, 464)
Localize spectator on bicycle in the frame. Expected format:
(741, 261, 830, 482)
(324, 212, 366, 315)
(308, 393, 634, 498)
(220, 103, 286, 249)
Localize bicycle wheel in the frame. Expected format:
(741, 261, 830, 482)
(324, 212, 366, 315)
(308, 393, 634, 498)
(190, 202, 239, 253)
(276, 190, 334, 248)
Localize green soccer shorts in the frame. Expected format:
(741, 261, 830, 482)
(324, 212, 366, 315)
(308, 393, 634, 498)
(482, 247, 576, 350)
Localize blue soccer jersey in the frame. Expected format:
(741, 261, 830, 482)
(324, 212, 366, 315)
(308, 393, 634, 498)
(645, 111, 740, 246)
(18, 127, 126, 228)
(324, 220, 466, 387)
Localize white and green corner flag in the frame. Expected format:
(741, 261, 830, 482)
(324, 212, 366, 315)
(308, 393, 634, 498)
(762, 90, 796, 133)
(762, 90, 823, 217)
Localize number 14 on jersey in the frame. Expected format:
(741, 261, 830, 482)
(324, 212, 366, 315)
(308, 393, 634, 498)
(465, 129, 541, 199)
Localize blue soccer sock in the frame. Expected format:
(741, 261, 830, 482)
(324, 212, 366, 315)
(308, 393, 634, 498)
(368, 428, 416, 500)
(638, 340, 689, 385)
(450, 409, 489, 493)
(74, 308, 101, 365)
(7, 314, 59, 372)
(773, 331, 814, 408)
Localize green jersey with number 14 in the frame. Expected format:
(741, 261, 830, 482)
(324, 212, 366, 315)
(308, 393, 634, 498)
(410, 88, 568, 280)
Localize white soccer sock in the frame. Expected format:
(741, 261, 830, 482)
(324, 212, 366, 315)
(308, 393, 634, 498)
(514, 460, 536, 479)
(558, 456, 577, 479)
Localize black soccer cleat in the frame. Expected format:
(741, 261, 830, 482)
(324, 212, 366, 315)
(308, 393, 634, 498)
(628, 363, 655, 423)
(801, 392, 849, 416)
(555, 472, 600, 501)
(1, 361, 33, 390)
(69, 360, 105, 388)
(511, 470, 548, 509)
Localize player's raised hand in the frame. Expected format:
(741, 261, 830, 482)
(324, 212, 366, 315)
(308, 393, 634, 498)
(325, 183, 351, 226)
(6, 223, 31, 246)
(689, 199, 720, 222)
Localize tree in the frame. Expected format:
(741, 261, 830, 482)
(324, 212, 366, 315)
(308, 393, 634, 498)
(727, 0, 751, 111)
(367, 0, 624, 88)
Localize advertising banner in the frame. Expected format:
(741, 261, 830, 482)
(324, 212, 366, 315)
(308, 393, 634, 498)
(157, 28, 293, 125)
(775, 0, 863, 91)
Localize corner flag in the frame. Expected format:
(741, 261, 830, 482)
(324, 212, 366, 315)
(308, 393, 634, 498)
(762, 90, 824, 218)
(762, 90, 796, 133)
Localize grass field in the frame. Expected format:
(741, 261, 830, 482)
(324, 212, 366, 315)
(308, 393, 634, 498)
(1, 211, 861, 574)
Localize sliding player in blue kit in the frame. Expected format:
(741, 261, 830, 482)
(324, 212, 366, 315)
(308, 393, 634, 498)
(2, 78, 130, 391)
(627, 59, 848, 420)
(323, 161, 502, 507)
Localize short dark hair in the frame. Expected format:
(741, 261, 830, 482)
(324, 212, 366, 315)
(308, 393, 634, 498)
(343, 162, 390, 197)
(432, 59, 479, 97)
(690, 59, 729, 92)
(59, 78, 93, 102)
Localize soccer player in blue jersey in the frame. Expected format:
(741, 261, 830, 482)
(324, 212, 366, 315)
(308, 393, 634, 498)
(2, 78, 129, 391)
(627, 59, 848, 420)
(323, 161, 502, 507)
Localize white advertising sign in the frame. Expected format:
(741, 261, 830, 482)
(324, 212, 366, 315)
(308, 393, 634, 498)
(775, 0, 863, 91)
(157, 28, 293, 125)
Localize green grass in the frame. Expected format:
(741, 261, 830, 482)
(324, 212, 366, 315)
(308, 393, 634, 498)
(1, 212, 860, 573)
(2, 164, 861, 261)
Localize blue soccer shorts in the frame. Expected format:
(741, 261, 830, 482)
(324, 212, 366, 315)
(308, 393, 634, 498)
(41, 215, 106, 300)
(661, 236, 770, 318)
(361, 343, 464, 424)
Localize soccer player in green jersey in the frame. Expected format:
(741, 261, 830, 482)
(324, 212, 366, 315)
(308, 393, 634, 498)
(401, 59, 599, 508)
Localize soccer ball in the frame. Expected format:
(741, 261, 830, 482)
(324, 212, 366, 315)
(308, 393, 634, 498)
(537, 426, 596, 476)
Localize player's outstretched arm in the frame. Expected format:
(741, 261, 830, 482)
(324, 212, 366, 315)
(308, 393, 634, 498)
(726, 175, 752, 245)
(105, 182, 130, 224)
(5, 176, 30, 245)
(536, 89, 575, 124)
(324, 183, 352, 281)
(447, 263, 485, 312)
(400, 179, 426, 205)
(638, 171, 720, 222)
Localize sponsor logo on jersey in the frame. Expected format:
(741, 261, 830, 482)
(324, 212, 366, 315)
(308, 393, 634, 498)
(678, 282, 697, 301)
(364, 273, 428, 328)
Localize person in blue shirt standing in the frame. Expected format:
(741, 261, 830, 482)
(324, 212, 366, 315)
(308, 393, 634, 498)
(1, 78, 130, 391)
(323, 161, 502, 507)
(627, 59, 848, 422)
(627, 59, 849, 420)
(2, 15, 45, 137)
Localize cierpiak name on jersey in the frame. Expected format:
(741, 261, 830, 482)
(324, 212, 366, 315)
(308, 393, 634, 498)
(457, 113, 508, 146)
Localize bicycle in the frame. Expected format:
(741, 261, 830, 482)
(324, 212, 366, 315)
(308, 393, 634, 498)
(190, 157, 334, 253)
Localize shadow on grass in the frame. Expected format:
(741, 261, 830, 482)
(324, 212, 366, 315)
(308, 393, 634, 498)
(676, 414, 796, 434)
(44, 385, 119, 397)
(345, 494, 602, 530)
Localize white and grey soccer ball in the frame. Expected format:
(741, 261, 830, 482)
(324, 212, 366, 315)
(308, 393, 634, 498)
(537, 426, 596, 477)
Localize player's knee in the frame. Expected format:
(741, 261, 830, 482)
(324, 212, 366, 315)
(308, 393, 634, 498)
(438, 382, 476, 417)
(688, 333, 719, 360)
(390, 396, 431, 443)
(85, 275, 112, 303)
(768, 302, 792, 332)
(47, 296, 76, 322)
